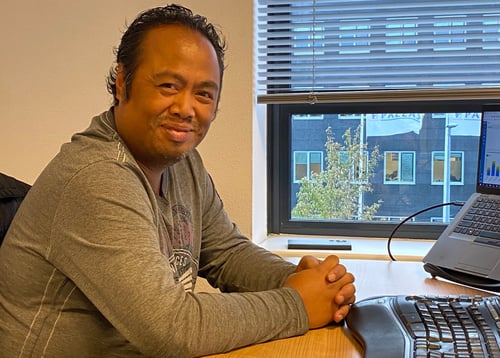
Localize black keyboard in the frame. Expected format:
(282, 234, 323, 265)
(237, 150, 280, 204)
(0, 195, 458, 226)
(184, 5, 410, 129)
(454, 195, 500, 247)
(345, 295, 500, 358)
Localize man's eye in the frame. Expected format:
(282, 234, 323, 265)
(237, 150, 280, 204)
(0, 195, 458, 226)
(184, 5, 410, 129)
(160, 83, 175, 89)
(198, 91, 214, 100)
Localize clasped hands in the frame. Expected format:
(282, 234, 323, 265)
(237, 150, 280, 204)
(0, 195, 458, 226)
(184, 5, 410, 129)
(284, 255, 356, 329)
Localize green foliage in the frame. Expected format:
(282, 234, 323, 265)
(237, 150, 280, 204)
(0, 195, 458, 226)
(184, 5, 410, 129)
(292, 125, 382, 220)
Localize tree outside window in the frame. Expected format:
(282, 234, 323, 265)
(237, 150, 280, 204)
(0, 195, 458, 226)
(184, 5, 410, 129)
(292, 126, 381, 220)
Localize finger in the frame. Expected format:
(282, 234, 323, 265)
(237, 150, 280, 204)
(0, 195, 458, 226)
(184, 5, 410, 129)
(334, 282, 356, 305)
(329, 271, 355, 289)
(317, 255, 340, 274)
(326, 264, 346, 282)
(333, 304, 352, 323)
(329, 274, 355, 302)
(296, 255, 321, 272)
(335, 291, 356, 306)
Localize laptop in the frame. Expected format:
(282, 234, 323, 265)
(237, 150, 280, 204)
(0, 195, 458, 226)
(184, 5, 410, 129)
(423, 104, 500, 292)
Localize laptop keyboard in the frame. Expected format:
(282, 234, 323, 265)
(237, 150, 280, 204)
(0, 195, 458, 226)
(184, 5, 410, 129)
(345, 294, 500, 358)
(454, 195, 500, 247)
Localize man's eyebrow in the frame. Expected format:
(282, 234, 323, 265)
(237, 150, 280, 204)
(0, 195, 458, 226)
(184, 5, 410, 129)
(153, 70, 219, 91)
(196, 80, 219, 92)
(152, 70, 185, 83)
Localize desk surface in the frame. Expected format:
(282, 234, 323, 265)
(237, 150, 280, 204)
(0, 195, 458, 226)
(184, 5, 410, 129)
(205, 259, 495, 358)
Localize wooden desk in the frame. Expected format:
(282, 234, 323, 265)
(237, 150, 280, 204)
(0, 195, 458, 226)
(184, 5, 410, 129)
(205, 259, 495, 358)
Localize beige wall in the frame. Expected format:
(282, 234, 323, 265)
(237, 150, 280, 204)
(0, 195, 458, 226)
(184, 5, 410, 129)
(0, 0, 256, 237)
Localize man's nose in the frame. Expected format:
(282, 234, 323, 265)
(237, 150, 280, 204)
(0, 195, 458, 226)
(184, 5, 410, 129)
(170, 91, 195, 119)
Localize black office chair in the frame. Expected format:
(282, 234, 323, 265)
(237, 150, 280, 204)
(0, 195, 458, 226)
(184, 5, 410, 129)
(0, 173, 31, 246)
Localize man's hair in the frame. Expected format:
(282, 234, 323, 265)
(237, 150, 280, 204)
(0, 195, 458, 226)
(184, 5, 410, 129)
(106, 4, 226, 105)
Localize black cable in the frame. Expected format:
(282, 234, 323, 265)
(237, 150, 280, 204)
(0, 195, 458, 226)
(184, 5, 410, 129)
(387, 201, 465, 261)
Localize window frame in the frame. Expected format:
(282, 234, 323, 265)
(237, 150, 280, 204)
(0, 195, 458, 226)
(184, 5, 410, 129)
(259, 1, 500, 239)
(267, 97, 487, 240)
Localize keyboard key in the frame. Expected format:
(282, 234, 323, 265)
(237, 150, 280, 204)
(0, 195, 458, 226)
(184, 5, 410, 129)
(479, 230, 500, 240)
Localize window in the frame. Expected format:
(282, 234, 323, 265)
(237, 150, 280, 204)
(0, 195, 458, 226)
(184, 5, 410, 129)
(340, 150, 369, 184)
(384, 151, 415, 184)
(431, 151, 464, 185)
(270, 103, 484, 238)
(257, 1, 500, 239)
(294, 151, 323, 182)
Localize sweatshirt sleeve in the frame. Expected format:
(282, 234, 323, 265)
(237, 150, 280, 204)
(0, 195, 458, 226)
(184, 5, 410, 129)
(49, 160, 309, 358)
(197, 174, 300, 293)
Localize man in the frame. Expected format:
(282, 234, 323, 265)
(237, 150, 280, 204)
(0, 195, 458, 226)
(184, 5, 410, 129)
(0, 4, 355, 357)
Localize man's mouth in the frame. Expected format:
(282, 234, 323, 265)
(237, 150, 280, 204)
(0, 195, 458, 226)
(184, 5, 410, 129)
(162, 125, 193, 143)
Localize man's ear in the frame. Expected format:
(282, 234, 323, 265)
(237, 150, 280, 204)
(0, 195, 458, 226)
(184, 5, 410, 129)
(115, 64, 125, 103)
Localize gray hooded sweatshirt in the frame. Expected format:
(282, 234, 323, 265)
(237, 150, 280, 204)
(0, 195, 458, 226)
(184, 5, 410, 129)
(0, 109, 308, 357)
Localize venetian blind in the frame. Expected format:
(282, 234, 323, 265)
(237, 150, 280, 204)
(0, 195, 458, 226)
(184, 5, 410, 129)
(256, 0, 500, 103)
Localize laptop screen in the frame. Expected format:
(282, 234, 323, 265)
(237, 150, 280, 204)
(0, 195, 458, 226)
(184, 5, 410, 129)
(477, 104, 500, 194)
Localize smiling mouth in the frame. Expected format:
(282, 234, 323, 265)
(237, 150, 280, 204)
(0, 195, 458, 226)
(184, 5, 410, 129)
(162, 125, 193, 143)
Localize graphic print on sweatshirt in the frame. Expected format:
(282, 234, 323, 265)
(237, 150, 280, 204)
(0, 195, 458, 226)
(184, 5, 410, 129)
(165, 204, 198, 292)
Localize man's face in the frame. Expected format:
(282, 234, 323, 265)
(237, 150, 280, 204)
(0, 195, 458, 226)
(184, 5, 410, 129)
(114, 24, 221, 170)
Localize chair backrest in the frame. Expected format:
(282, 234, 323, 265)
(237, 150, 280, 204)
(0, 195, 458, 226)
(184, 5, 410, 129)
(0, 173, 31, 246)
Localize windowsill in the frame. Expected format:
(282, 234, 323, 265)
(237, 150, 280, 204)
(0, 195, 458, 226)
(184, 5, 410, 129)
(259, 234, 435, 262)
